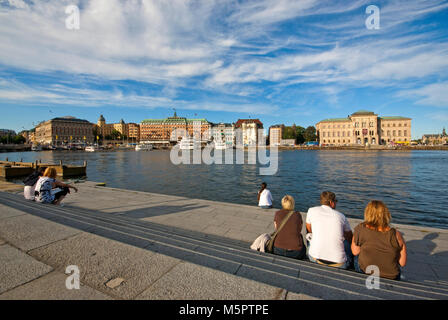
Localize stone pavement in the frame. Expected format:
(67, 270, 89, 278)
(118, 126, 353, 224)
(0, 181, 447, 300)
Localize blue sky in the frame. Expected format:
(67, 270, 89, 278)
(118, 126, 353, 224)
(1, 0, 448, 139)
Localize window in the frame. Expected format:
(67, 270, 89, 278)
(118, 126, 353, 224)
(393, 130, 396, 136)
(404, 130, 407, 136)
(398, 130, 401, 136)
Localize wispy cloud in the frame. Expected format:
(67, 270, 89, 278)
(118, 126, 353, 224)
(0, 0, 447, 129)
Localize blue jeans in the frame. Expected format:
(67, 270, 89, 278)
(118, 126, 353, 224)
(259, 205, 272, 209)
(308, 240, 354, 270)
(274, 245, 307, 260)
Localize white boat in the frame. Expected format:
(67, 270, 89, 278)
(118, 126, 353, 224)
(85, 146, 98, 152)
(31, 144, 42, 151)
(179, 138, 196, 150)
(135, 143, 153, 151)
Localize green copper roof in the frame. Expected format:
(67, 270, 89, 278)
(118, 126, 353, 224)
(319, 118, 351, 123)
(379, 116, 411, 120)
(351, 110, 375, 116)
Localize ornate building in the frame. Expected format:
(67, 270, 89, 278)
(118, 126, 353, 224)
(35, 116, 94, 145)
(235, 119, 263, 146)
(316, 110, 411, 146)
(269, 125, 283, 146)
(140, 112, 211, 142)
(422, 128, 448, 145)
(210, 123, 235, 147)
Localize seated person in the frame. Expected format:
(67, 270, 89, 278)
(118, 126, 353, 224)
(258, 182, 273, 209)
(306, 191, 353, 269)
(34, 167, 78, 205)
(351, 200, 407, 280)
(23, 167, 45, 200)
(273, 195, 306, 260)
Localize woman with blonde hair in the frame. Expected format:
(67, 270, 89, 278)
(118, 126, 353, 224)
(272, 195, 306, 260)
(34, 167, 78, 205)
(351, 200, 407, 280)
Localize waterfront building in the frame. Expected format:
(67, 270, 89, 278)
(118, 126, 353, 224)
(0, 129, 16, 137)
(128, 123, 140, 142)
(422, 128, 448, 145)
(113, 119, 128, 137)
(269, 125, 283, 146)
(20, 130, 35, 144)
(96, 115, 129, 138)
(235, 119, 263, 146)
(210, 123, 235, 147)
(140, 112, 211, 143)
(96, 114, 113, 137)
(34, 116, 94, 145)
(316, 110, 411, 146)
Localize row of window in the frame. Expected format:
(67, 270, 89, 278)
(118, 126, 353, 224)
(322, 131, 351, 137)
(321, 130, 408, 137)
(321, 122, 408, 129)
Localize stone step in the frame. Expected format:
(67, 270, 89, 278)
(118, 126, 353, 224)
(1, 192, 447, 300)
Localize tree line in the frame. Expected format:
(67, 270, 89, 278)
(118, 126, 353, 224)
(0, 134, 26, 144)
(280, 125, 318, 144)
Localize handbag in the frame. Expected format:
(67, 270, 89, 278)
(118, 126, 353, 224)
(265, 210, 295, 253)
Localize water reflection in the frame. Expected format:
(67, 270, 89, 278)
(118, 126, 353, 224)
(2, 150, 447, 229)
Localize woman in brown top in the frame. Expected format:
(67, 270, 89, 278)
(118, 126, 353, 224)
(273, 195, 306, 260)
(351, 200, 407, 280)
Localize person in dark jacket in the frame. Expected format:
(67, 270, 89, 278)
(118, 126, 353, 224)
(23, 167, 45, 200)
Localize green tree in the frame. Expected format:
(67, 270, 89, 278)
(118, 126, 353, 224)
(295, 126, 305, 144)
(304, 126, 317, 142)
(12, 135, 26, 144)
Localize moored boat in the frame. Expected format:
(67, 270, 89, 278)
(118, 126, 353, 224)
(135, 143, 153, 151)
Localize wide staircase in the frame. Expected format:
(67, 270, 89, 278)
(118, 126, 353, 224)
(0, 191, 447, 300)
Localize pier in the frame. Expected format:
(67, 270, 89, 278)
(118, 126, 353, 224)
(0, 159, 87, 178)
(0, 181, 447, 300)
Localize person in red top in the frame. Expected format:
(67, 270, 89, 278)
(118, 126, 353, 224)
(273, 195, 306, 260)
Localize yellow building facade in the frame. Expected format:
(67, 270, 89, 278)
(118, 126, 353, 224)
(316, 110, 411, 146)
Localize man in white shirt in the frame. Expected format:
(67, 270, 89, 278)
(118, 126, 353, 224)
(258, 182, 273, 209)
(306, 191, 353, 269)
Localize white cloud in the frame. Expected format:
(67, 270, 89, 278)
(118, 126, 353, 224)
(399, 82, 448, 107)
(0, 0, 448, 112)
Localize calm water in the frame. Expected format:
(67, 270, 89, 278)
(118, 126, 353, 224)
(2, 149, 448, 229)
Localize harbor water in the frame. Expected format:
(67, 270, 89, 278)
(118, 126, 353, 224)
(2, 149, 447, 229)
